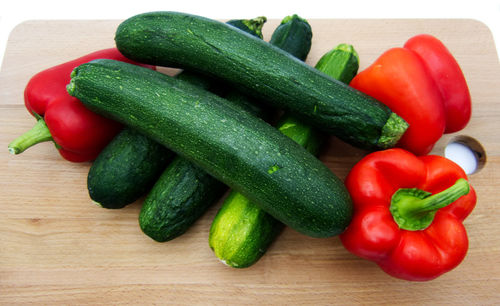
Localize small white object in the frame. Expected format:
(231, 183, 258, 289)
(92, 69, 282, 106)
(444, 142, 478, 175)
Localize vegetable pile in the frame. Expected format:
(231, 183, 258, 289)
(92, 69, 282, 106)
(8, 11, 476, 282)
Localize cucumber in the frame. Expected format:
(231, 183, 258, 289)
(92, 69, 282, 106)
(86, 18, 266, 209)
(138, 18, 266, 242)
(268, 14, 312, 62)
(114, 11, 408, 150)
(140, 157, 226, 242)
(87, 128, 174, 208)
(209, 192, 283, 268)
(209, 49, 359, 267)
(315, 44, 359, 84)
(67, 59, 353, 238)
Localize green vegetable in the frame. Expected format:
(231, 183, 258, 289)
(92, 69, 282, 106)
(86, 17, 266, 209)
(67, 59, 353, 238)
(87, 128, 173, 209)
(209, 46, 359, 267)
(114, 11, 408, 150)
(208, 14, 316, 268)
(140, 158, 226, 241)
(268, 14, 312, 62)
(139, 17, 266, 242)
(226, 17, 266, 38)
(315, 43, 359, 84)
(209, 192, 283, 268)
(209, 44, 359, 267)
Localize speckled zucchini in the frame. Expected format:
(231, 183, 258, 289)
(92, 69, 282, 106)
(86, 17, 266, 209)
(114, 11, 408, 150)
(138, 17, 267, 242)
(208, 15, 315, 267)
(68, 58, 353, 238)
(209, 45, 360, 267)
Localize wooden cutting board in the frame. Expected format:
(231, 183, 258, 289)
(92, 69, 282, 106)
(1, 18, 499, 304)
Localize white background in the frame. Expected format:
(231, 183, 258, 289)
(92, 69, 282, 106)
(1, 0, 499, 67)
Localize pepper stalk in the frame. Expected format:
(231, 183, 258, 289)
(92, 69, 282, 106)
(390, 178, 470, 231)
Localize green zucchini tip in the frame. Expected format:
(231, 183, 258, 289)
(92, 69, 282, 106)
(378, 112, 409, 149)
(281, 14, 309, 25)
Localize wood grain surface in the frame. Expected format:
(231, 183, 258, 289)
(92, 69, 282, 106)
(1, 18, 499, 305)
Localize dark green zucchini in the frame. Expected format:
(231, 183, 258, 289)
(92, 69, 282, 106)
(86, 17, 266, 209)
(209, 43, 360, 268)
(140, 158, 226, 242)
(68, 58, 353, 238)
(268, 14, 312, 62)
(114, 11, 408, 150)
(138, 18, 266, 242)
(208, 15, 315, 267)
(226, 17, 266, 38)
(87, 128, 173, 208)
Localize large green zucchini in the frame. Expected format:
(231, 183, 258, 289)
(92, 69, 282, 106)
(67, 59, 353, 238)
(86, 17, 266, 209)
(209, 44, 360, 268)
(138, 17, 267, 242)
(114, 11, 408, 150)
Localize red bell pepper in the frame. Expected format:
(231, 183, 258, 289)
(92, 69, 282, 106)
(350, 34, 471, 155)
(339, 148, 476, 281)
(351, 47, 445, 155)
(8, 48, 154, 162)
(405, 34, 471, 133)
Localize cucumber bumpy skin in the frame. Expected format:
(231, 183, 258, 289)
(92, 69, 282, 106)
(114, 11, 408, 150)
(67, 59, 353, 238)
(87, 128, 174, 209)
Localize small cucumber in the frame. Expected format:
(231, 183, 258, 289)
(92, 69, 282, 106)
(86, 18, 265, 209)
(87, 128, 173, 209)
(140, 158, 226, 241)
(269, 14, 312, 62)
(115, 11, 408, 150)
(209, 42, 360, 268)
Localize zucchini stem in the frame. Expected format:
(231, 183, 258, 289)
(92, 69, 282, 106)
(378, 113, 409, 149)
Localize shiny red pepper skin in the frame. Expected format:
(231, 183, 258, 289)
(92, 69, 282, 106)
(350, 34, 471, 155)
(405, 34, 472, 133)
(350, 48, 445, 155)
(17, 48, 154, 162)
(339, 148, 476, 281)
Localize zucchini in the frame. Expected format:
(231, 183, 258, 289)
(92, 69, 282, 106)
(209, 15, 315, 267)
(226, 17, 266, 38)
(138, 18, 266, 242)
(268, 14, 312, 62)
(209, 49, 359, 268)
(67, 59, 353, 238)
(140, 157, 226, 242)
(86, 18, 265, 209)
(114, 11, 408, 150)
(87, 128, 174, 208)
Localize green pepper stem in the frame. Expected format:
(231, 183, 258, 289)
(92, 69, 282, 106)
(8, 118, 53, 155)
(413, 179, 469, 213)
(390, 178, 470, 231)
